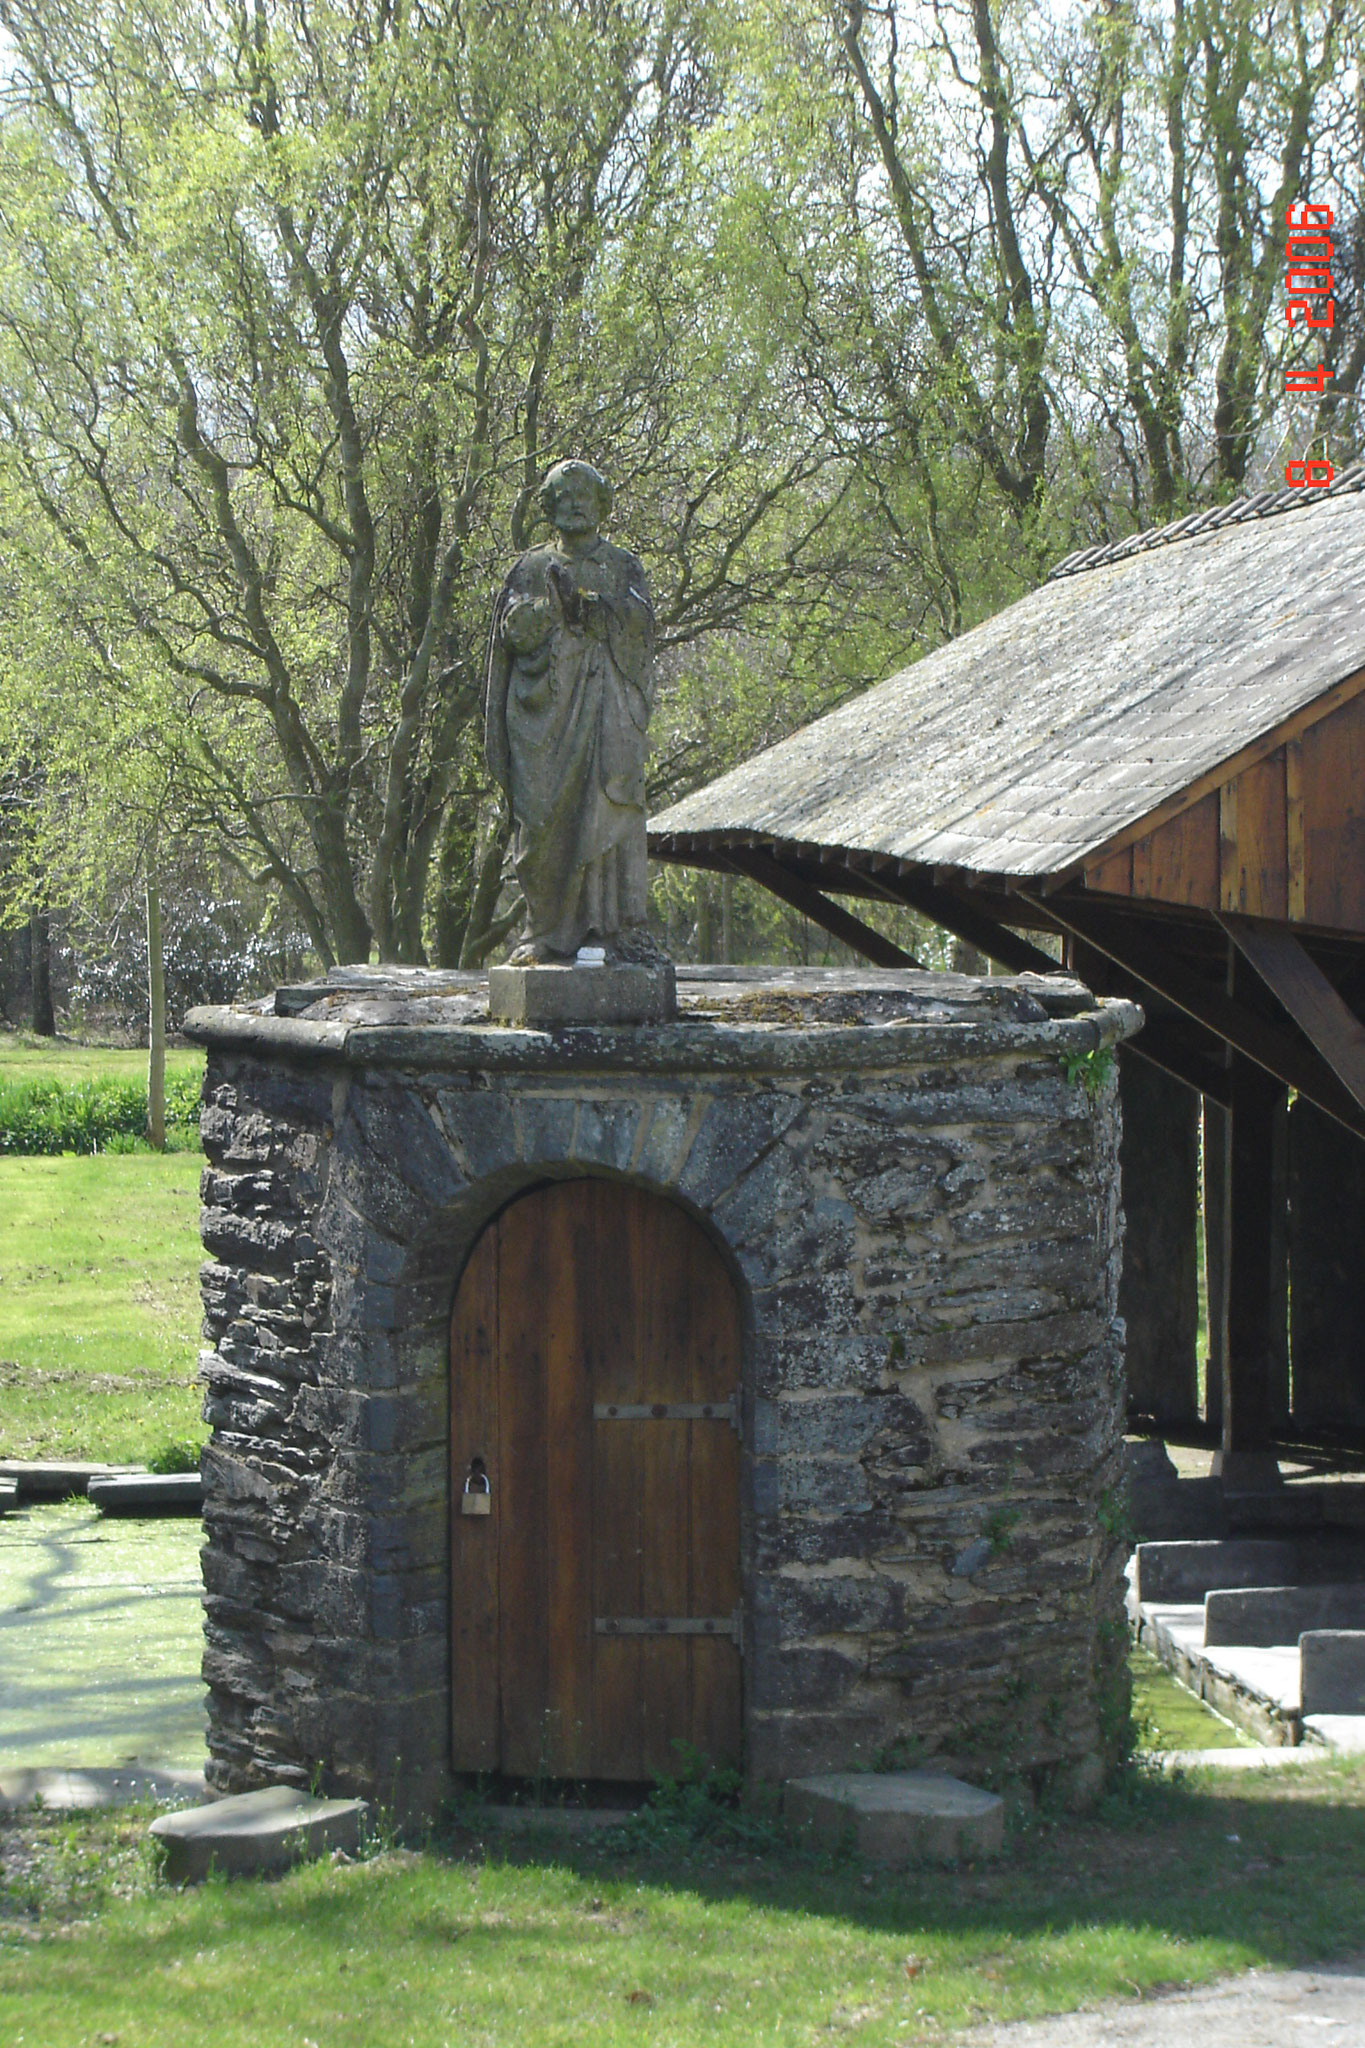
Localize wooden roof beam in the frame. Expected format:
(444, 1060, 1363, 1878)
(1028, 892, 1365, 1137)
(867, 871, 1229, 1102)
(716, 848, 923, 969)
(1219, 916, 1365, 1118)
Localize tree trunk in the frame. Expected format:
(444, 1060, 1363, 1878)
(146, 867, 166, 1151)
(29, 905, 55, 1036)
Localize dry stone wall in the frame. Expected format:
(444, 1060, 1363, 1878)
(187, 966, 1139, 1817)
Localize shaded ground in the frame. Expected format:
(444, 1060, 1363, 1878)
(0, 1501, 205, 1771)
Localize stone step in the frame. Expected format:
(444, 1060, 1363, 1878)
(1300, 1631, 1365, 1715)
(0, 1459, 146, 1500)
(88, 1471, 203, 1515)
(149, 1786, 368, 1884)
(1134, 1538, 1365, 1605)
(785, 1770, 1004, 1866)
(1204, 1583, 1365, 1647)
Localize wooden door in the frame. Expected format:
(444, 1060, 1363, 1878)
(449, 1178, 742, 1781)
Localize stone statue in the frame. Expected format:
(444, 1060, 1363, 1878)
(485, 459, 661, 965)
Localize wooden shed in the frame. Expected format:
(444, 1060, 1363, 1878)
(651, 468, 1365, 1485)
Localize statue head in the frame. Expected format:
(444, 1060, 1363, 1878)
(539, 459, 613, 538)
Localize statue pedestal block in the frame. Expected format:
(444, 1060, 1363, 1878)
(488, 962, 676, 1027)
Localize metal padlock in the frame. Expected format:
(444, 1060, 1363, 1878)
(461, 1458, 492, 1517)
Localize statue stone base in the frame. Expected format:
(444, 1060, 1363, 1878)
(488, 960, 677, 1028)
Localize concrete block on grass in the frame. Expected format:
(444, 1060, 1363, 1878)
(1300, 1632, 1365, 1715)
(149, 1786, 368, 1884)
(89, 1471, 203, 1515)
(785, 1771, 1004, 1865)
(0, 1459, 144, 1500)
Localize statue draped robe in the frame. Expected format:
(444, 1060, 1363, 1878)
(485, 536, 655, 959)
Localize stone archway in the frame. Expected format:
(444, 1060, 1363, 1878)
(449, 1177, 743, 1782)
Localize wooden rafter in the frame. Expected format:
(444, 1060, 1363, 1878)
(1220, 916, 1365, 1117)
(716, 848, 922, 969)
(1027, 892, 1365, 1137)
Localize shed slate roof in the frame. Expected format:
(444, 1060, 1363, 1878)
(651, 472, 1365, 880)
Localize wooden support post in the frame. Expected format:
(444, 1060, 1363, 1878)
(1213, 1054, 1286, 1488)
(1288, 1098, 1365, 1432)
(1202, 1099, 1227, 1437)
(1269, 1093, 1290, 1430)
(1117, 1051, 1200, 1432)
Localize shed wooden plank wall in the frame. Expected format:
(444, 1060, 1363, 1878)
(1082, 691, 1365, 933)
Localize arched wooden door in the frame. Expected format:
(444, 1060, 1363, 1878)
(449, 1178, 742, 1781)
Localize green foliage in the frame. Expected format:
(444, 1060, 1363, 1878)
(1059, 1046, 1116, 1101)
(146, 1438, 202, 1476)
(617, 1742, 787, 1856)
(1097, 1484, 1133, 1544)
(0, 1071, 199, 1154)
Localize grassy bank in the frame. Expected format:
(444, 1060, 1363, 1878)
(0, 1032, 205, 1089)
(0, 1153, 204, 1463)
(2, 1758, 1365, 2046)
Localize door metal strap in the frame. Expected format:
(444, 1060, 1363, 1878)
(595, 1610, 742, 1645)
(593, 1397, 740, 1434)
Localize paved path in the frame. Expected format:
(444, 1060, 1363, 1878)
(959, 1957, 1365, 2044)
(0, 1499, 205, 1772)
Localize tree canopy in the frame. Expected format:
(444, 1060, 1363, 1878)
(0, 0, 1359, 976)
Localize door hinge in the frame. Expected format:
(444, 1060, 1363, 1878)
(593, 1393, 742, 1439)
(595, 1607, 743, 1650)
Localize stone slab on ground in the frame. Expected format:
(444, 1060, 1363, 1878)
(1304, 1713, 1365, 1752)
(87, 1471, 203, 1515)
(786, 1770, 1004, 1865)
(0, 1460, 145, 1500)
(487, 960, 677, 1026)
(1204, 1582, 1365, 1646)
(956, 1956, 1365, 2046)
(0, 1765, 206, 1811)
(1300, 1630, 1365, 1714)
(149, 1785, 368, 1884)
(0, 1478, 15, 1515)
(1135, 1540, 1307, 1605)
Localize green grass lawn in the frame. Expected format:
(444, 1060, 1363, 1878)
(0, 1031, 205, 1089)
(0, 1153, 204, 1464)
(2, 1758, 1364, 2046)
